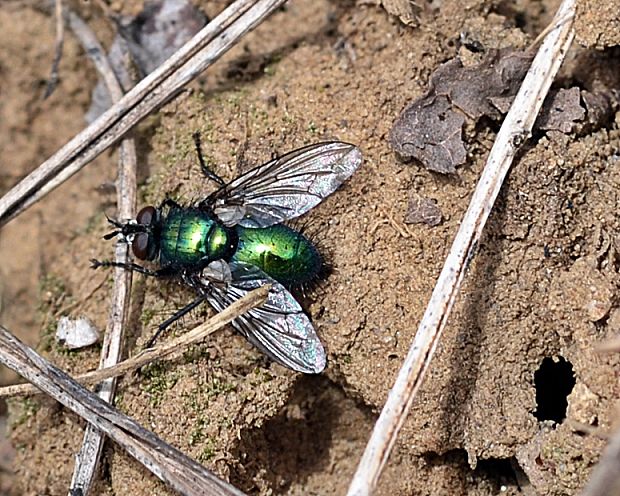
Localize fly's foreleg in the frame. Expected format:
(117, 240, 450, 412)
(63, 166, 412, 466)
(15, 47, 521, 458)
(90, 259, 175, 278)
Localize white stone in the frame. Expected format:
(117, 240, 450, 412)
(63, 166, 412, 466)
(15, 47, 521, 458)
(56, 316, 101, 350)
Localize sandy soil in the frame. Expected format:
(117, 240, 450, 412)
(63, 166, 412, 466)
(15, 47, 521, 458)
(1, 0, 619, 495)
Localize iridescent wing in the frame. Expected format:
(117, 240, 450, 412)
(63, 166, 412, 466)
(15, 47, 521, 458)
(203, 142, 362, 228)
(200, 262, 326, 374)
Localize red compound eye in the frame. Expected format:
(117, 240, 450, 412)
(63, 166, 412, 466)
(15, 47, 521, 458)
(132, 233, 150, 260)
(136, 206, 156, 226)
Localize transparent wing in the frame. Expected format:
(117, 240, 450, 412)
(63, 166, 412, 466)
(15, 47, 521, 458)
(204, 142, 362, 228)
(201, 262, 326, 373)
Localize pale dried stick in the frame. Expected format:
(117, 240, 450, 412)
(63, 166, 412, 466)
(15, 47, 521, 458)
(65, 11, 136, 496)
(0, 323, 246, 496)
(581, 343, 620, 492)
(347, 0, 577, 494)
(0, 286, 269, 398)
(43, 0, 64, 98)
(595, 335, 620, 353)
(580, 421, 620, 495)
(0, 0, 287, 226)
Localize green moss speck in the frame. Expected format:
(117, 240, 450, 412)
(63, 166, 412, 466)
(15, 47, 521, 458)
(282, 113, 296, 125)
(182, 345, 210, 364)
(140, 308, 157, 327)
(307, 121, 318, 134)
(198, 438, 216, 462)
(207, 378, 236, 397)
(250, 105, 269, 122)
(38, 320, 57, 352)
(141, 363, 179, 407)
(10, 397, 40, 428)
(218, 416, 233, 429)
(188, 417, 210, 446)
(197, 121, 215, 142)
(225, 90, 247, 109)
(181, 376, 236, 416)
(249, 368, 273, 386)
(115, 391, 126, 411)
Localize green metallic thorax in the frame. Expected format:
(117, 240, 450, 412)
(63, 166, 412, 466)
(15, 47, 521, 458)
(232, 225, 321, 286)
(158, 207, 321, 285)
(159, 208, 234, 267)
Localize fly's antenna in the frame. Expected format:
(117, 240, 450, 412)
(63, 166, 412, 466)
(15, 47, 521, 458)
(103, 213, 144, 240)
(105, 213, 124, 228)
(103, 213, 124, 240)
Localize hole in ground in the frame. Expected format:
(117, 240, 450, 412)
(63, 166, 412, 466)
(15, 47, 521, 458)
(533, 356, 576, 423)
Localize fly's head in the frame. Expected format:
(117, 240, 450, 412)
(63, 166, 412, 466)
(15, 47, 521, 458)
(104, 205, 161, 261)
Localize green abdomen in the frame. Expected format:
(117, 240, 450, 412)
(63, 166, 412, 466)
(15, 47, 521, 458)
(232, 225, 321, 286)
(160, 208, 233, 267)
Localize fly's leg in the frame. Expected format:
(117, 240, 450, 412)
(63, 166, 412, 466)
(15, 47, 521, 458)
(144, 296, 207, 348)
(144, 268, 229, 350)
(90, 259, 175, 278)
(193, 131, 225, 186)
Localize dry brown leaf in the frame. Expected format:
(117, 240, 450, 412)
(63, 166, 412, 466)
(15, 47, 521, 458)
(390, 47, 615, 174)
(390, 49, 532, 174)
(536, 87, 586, 133)
(432, 50, 533, 120)
(390, 95, 466, 174)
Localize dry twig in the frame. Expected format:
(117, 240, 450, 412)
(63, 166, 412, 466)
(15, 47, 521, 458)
(595, 335, 620, 353)
(0, 0, 287, 226)
(581, 342, 620, 493)
(580, 428, 620, 495)
(347, 0, 577, 494)
(0, 286, 269, 398)
(64, 10, 137, 495)
(0, 322, 252, 496)
(43, 0, 64, 98)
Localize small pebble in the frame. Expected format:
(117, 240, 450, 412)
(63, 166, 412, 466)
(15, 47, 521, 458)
(56, 316, 101, 350)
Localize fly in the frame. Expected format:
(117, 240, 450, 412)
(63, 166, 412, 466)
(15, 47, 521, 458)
(92, 138, 363, 373)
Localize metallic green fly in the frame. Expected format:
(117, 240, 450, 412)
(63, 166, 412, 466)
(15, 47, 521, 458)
(93, 140, 363, 373)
